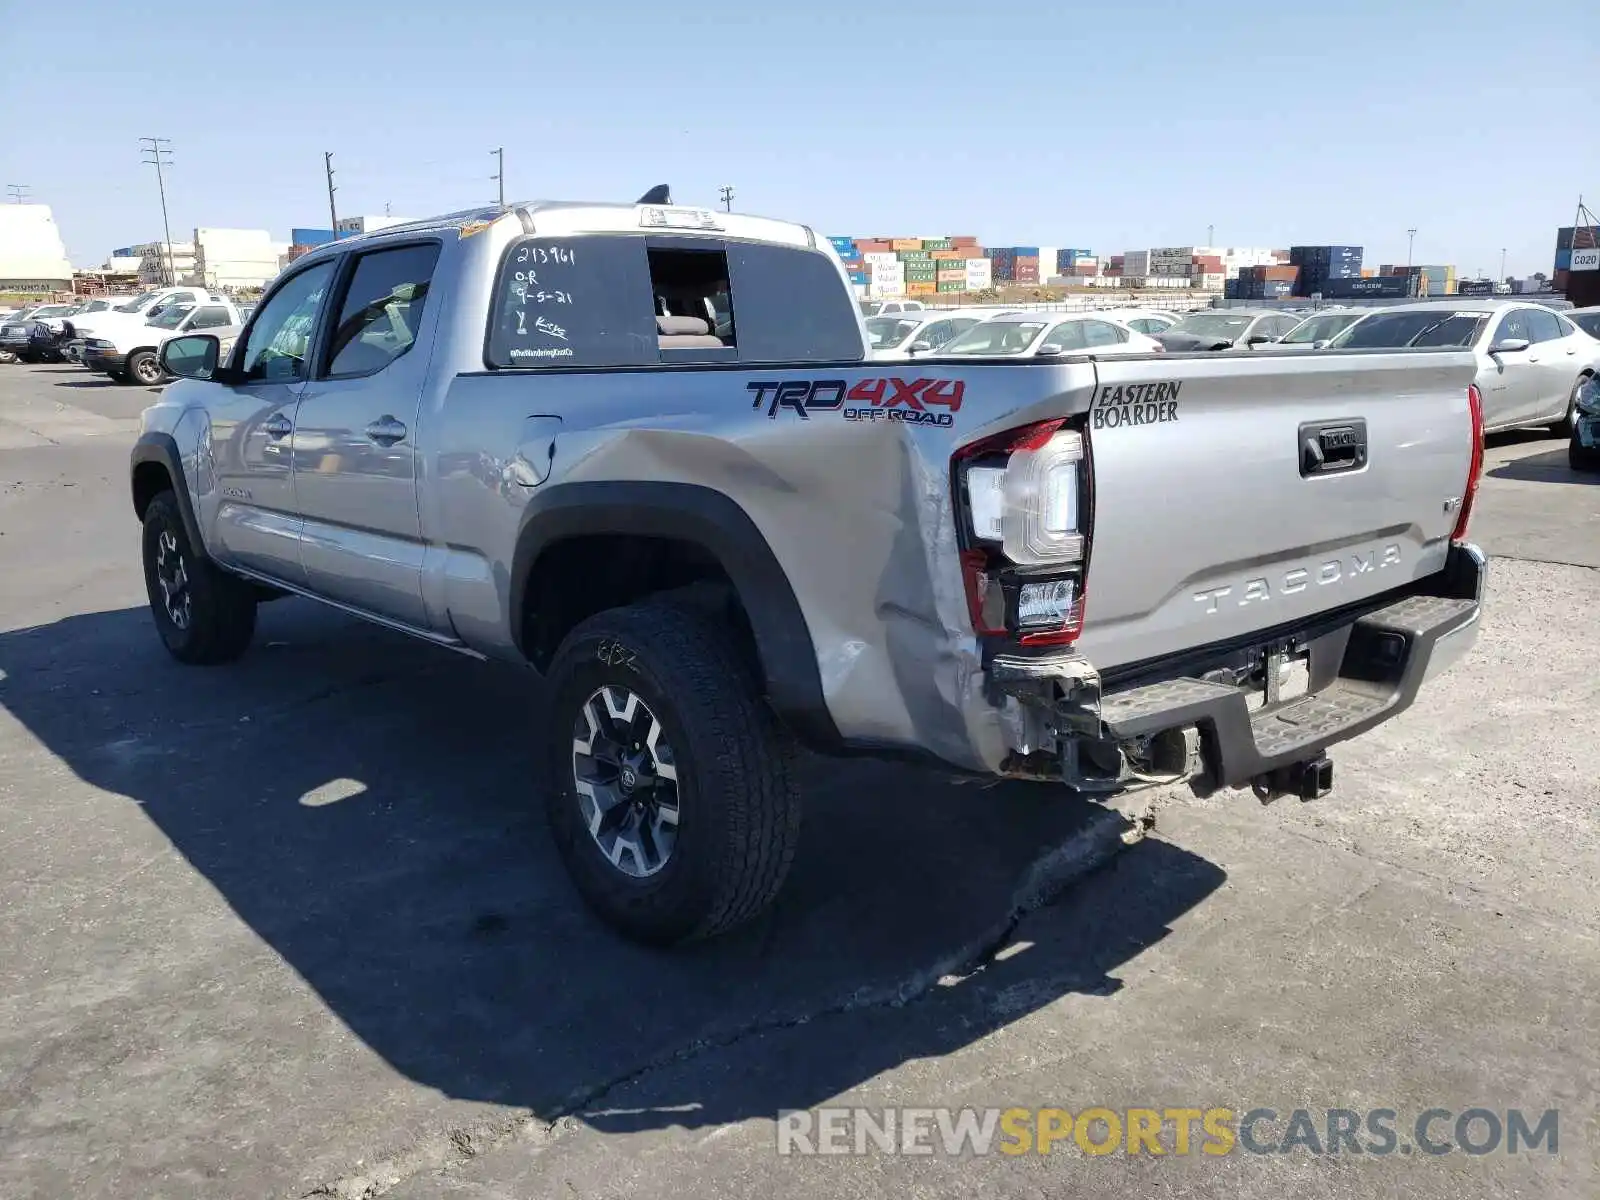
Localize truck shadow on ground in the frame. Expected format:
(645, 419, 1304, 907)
(0, 601, 1225, 1135)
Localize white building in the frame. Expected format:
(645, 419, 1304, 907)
(335, 215, 417, 236)
(193, 228, 284, 290)
(0, 205, 74, 290)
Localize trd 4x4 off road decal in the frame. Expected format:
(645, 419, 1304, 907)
(748, 378, 965, 427)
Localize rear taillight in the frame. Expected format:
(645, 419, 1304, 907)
(954, 418, 1092, 646)
(1452, 383, 1484, 542)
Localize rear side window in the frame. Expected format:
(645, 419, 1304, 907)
(486, 235, 863, 368)
(323, 242, 442, 378)
(1523, 308, 1562, 343)
(1080, 319, 1127, 346)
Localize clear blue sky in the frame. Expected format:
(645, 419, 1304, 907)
(2, 0, 1592, 276)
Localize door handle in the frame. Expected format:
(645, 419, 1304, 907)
(365, 415, 408, 445)
(263, 413, 292, 439)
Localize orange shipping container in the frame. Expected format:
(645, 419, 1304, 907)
(891, 238, 923, 251)
(950, 236, 979, 247)
(906, 280, 938, 295)
(931, 249, 964, 260)
(936, 268, 966, 282)
(857, 240, 892, 252)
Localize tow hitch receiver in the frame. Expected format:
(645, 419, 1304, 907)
(1251, 754, 1334, 803)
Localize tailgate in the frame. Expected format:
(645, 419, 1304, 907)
(1078, 349, 1479, 672)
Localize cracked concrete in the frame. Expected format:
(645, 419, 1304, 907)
(0, 364, 1597, 1199)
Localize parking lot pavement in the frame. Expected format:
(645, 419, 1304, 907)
(1, 361, 1597, 1198)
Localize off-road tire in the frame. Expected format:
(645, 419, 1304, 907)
(1568, 430, 1600, 472)
(141, 490, 257, 664)
(127, 350, 162, 386)
(543, 600, 802, 945)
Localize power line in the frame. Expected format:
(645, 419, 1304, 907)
(718, 184, 735, 213)
(140, 138, 177, 285)
(6, 184, 31, 204)
(491, 147, 505, 208)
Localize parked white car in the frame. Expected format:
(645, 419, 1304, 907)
(1328, 300, 1600, 434)
(935, 311, 1165, 358)
(82, 298, 243, 385)
(865, 307, 1007, 360)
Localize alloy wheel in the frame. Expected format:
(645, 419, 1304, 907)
(571, 685, 681, 877)
(154, 529, 192, 630)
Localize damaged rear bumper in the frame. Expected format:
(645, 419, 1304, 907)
(988, 541, 1486, 791)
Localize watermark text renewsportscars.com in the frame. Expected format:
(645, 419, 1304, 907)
(776, 1106, 1559, 1158)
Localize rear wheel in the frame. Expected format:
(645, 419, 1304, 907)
(0, 350, 15, 365)
(141, 491, 257, 664)
(127, 350, 163, 386)
(542, 600, 802, 945)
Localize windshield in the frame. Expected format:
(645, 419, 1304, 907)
(865, 316, 921, 348)
(148, 304, 196, 330)
(939, 321, 1048, 356)
(858, 300, 884, 318)
(1572, 312, 1600, 338)
(1329, 311, 1487, 349)
(115, 290, 163, 313)
(31, 305, 73, 317)
(1281, 312, 1363, 344)
(1167, 312, 1253, 339)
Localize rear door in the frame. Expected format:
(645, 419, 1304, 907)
(1078, 350, 1479, 671)
(291, 240, 443, 629)
(1525, 308, 1580, 421)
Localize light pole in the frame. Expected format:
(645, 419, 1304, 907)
(324, 152, 338, 237)
(1406, 228, 1417, 269)
(140, 138, 177, 284)
(5, 184, 30, 203)
(718, 184, 735, 213)
(1500, 247, 1506, 279)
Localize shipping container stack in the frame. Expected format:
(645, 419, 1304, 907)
(1554, 225, 1600, 294)
(1289, 245, 1363, 297)
(1320, 275, 1418, 300)
(1234, 264, 1300, 300)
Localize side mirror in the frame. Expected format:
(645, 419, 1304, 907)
(1489, 338, 1530, 355)
(1036, 343, 1065, 357)
(1246, 334, 1274, 346)
(160, 334, 221, 381)
(908, 340, 934, 355)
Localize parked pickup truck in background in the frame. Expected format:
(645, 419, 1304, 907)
(132, 193, 1486, 945)
(82, 297, 242, 384)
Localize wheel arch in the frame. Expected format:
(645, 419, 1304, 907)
(510, 481, 840, 748)
(131, 432, 208, 560)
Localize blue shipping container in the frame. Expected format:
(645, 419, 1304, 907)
(291, 227, 336, 246)
(848, 272, 869, 285)
(1556, 248, 1573, 270)
(1009, 246, 1040, 255)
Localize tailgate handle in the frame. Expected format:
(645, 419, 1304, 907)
(1300, 419, 1367, 477)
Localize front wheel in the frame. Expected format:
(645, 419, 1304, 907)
(543, 600, 802, 945)
(126, 350, 163, 386)
(141, 491, 258, 663)
(0, 350, 15, 365)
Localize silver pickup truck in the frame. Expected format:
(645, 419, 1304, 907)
(131, 194, 1486, 944)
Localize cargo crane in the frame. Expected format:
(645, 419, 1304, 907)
(1562, 195, 1599, 308)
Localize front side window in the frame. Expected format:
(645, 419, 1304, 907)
(1080, 320, 1127, 347)
(865, 316, 919, 348)
(324, 243, 441, 377)
(1523, 308, 1562, 343)
(149, 304, 195, 330)
(189, 306, 233, 330)
(915, 320, 953, 348)
(239, 261, 335, 383)
(1042, 321, 1090, 351)
(1168, 312, 1252, 339)
(1493, 310, 1534, 345)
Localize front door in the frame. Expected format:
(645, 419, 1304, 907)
(1481, 309, 1540, 428)
(291, 241, 442, 630)
(205, 260, 337, 582)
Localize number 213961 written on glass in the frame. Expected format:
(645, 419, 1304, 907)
(515, 245, 575, 266)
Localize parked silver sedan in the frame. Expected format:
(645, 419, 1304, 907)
(1327, 300, 1600, 435)
(1276, 308, 1368, 350)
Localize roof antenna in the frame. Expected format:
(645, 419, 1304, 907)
(637, 184, 672, 205)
